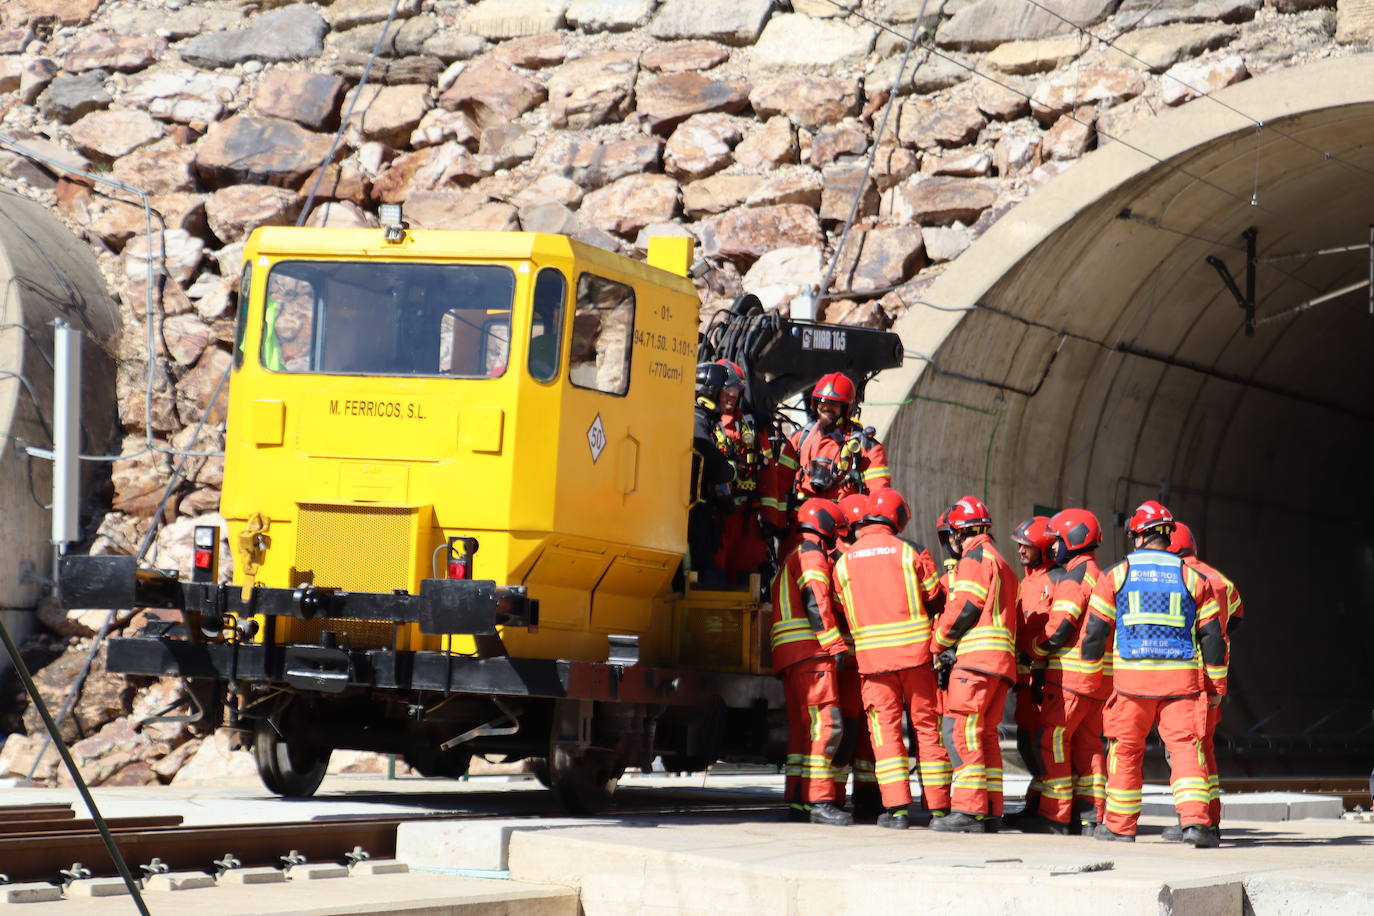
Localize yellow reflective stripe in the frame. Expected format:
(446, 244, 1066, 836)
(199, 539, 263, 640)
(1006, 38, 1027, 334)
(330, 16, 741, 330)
(853, 620, 929, 636)
(901, 543, 922, 622)
(771, 630, 819, 649)
(868, 707, 883, 748)
(855, 631, 932, 651)
(1051, 598, 1082, 618)
(759, 497, 787, 510)
(1088, 593, 1116, 619)
(964, 712, 980, 752)
(933, 629, 958, 649)
(1111, 656, 1203, 671)
(953, 579, 988, 601)
(814, 627, 840, 646)
(862, 465, 890, 480)
(1047, 656, 1103, 674)
(919, 572, 940, 595)
(778, 453, 799, 470)
(1051, 726, 1065, 764)
(800, 569, 830, 587)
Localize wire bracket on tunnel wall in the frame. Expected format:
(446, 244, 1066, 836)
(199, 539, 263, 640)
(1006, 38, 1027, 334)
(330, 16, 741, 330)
(1205, 226, 1258, 337)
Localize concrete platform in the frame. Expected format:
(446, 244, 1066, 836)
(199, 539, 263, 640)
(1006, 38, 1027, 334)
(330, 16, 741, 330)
(3, 772, 1368, 914)
(495, 813, 1374, 915)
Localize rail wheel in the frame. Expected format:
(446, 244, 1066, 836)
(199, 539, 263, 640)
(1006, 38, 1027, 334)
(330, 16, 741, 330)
(547, 743, 624, 814)
(253, 718, 331, 797)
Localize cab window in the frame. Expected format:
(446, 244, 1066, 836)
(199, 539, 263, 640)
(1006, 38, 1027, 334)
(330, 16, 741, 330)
(569, 273, 634, 396)
(232, 261, 251, 370)
(528, 268, 567, 382)
(261, 261, 515, 377)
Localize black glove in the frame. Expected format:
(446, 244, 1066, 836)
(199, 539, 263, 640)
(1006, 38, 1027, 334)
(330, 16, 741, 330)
(1030, 666, 1047, 705)
(935, 649, 956, 690)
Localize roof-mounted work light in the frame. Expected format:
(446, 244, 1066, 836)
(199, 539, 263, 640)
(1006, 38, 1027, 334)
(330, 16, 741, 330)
(379, 203, 407, 243)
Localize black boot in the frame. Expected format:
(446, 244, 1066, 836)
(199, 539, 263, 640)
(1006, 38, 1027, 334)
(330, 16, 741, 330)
(1093, 823, 1136, 843)
(809, 801, 853, 826)
(787, 803, 812, 823)
(1079, 818, 1100, 838)
(930, 811, 986, 833)
(1017, 814, 1070, 835)
(876, 806, 909, 830)
(1182, 825, 1220, 848)
(1161, 821, 1185, 842)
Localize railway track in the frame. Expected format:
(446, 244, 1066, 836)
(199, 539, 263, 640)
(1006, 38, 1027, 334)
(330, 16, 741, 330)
(0, 796, 785, 885)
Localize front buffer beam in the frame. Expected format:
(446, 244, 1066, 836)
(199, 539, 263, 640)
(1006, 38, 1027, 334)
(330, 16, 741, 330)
(58, 555, 538, 635)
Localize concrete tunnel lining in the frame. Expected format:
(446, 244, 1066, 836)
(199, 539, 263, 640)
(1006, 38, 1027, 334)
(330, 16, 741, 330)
(866, 55, 1374, 769)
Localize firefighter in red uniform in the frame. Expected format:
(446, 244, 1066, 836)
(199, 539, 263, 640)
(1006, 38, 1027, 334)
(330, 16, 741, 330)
(833, 489, 953, 829)
(704, 360, 790, 583)
(929, 496, 1018, 832)
(1021, 509, 1108, 835)
(1164, 521, 1244, 840)
(785, 372, 890, 503)
(827, 492, 881, 817)
(769, 498, 852, 826)
(1079, 500, 1227, 847)
(1007, 516, 1054, 826)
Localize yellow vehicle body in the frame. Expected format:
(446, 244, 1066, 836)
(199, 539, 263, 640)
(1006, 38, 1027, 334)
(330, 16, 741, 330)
(223, 228, 707, 666)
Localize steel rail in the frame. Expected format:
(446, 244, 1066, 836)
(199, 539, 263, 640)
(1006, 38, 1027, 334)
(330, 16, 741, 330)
(0, 815, 182, 836)
(0, 798, 784, 884)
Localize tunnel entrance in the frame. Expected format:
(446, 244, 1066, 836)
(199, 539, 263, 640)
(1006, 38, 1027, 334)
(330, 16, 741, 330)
(869, 55, 1374, 775)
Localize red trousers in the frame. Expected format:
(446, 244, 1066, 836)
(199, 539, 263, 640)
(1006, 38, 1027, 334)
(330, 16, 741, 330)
(1102, 692, 1210, 836)
(1203, 701, 1222, 824)
(1072, 695, 1106, 823)
(944, 669, 1010, 817)
(834, 665, 877, 803)
(1035, 685, 1105, 824)
(782, 656, 843, 806)
(715, 511, 768, 576)
(860, 666, 952, 812)
(1013, 684, 1043, 802)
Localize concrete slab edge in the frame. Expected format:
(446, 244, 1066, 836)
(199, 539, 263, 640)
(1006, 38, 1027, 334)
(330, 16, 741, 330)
(411, 866, 511, 880)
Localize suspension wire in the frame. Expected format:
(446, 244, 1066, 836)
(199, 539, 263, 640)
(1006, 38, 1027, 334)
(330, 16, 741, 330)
(298, 0, 403, 224)
(817, 0, 941, 302)
(0, 134, 222, 461)
(1019, 0, 1374, 189)
(814, 0, 1285, 221)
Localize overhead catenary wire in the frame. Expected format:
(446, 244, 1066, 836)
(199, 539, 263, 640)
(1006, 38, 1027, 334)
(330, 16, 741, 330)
(817, 0, 942, 304)
(813, 0, 1291, 238)
(1018, 0, 1374, 191)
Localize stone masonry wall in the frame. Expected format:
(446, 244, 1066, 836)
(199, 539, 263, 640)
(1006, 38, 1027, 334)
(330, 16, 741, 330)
(0, 0, 1364, 785)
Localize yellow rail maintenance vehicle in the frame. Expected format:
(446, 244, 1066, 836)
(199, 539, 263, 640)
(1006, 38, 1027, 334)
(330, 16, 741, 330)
(60, 210, 903, 810)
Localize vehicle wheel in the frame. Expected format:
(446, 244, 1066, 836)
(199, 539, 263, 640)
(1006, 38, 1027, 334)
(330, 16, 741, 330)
(546, 744, 624, 815)
(253, 718, 331, 797)
(530, 756, 551, 788)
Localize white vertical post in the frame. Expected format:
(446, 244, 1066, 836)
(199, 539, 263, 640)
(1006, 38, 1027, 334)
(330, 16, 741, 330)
(52, 319, 81, 548)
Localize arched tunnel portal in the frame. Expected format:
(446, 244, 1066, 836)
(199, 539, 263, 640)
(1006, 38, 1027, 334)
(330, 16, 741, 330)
(867, 55, 1374, 775)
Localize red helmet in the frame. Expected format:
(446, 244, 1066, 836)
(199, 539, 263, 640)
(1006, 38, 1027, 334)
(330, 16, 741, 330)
(864, 488, 910, 533)
(1169, 522, 1196, 557)
(935, 508, 953, 535)
(715, 358, 746, 391)
(837, 493, 869, 534)
(1011, 516, 1054, 551)
(1048, 508, 1101, 552)
(1127, 499, 1174, 536)
(947, 495, 992, 531)
(797, 498, 839, 539)
(811, 372, 856, 406)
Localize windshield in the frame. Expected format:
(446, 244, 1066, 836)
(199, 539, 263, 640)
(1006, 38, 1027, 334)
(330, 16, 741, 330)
(261, 261, 516, 377)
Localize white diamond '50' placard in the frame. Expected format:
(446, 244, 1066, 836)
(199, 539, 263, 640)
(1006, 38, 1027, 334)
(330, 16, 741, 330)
(587, 413, 607, 463)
